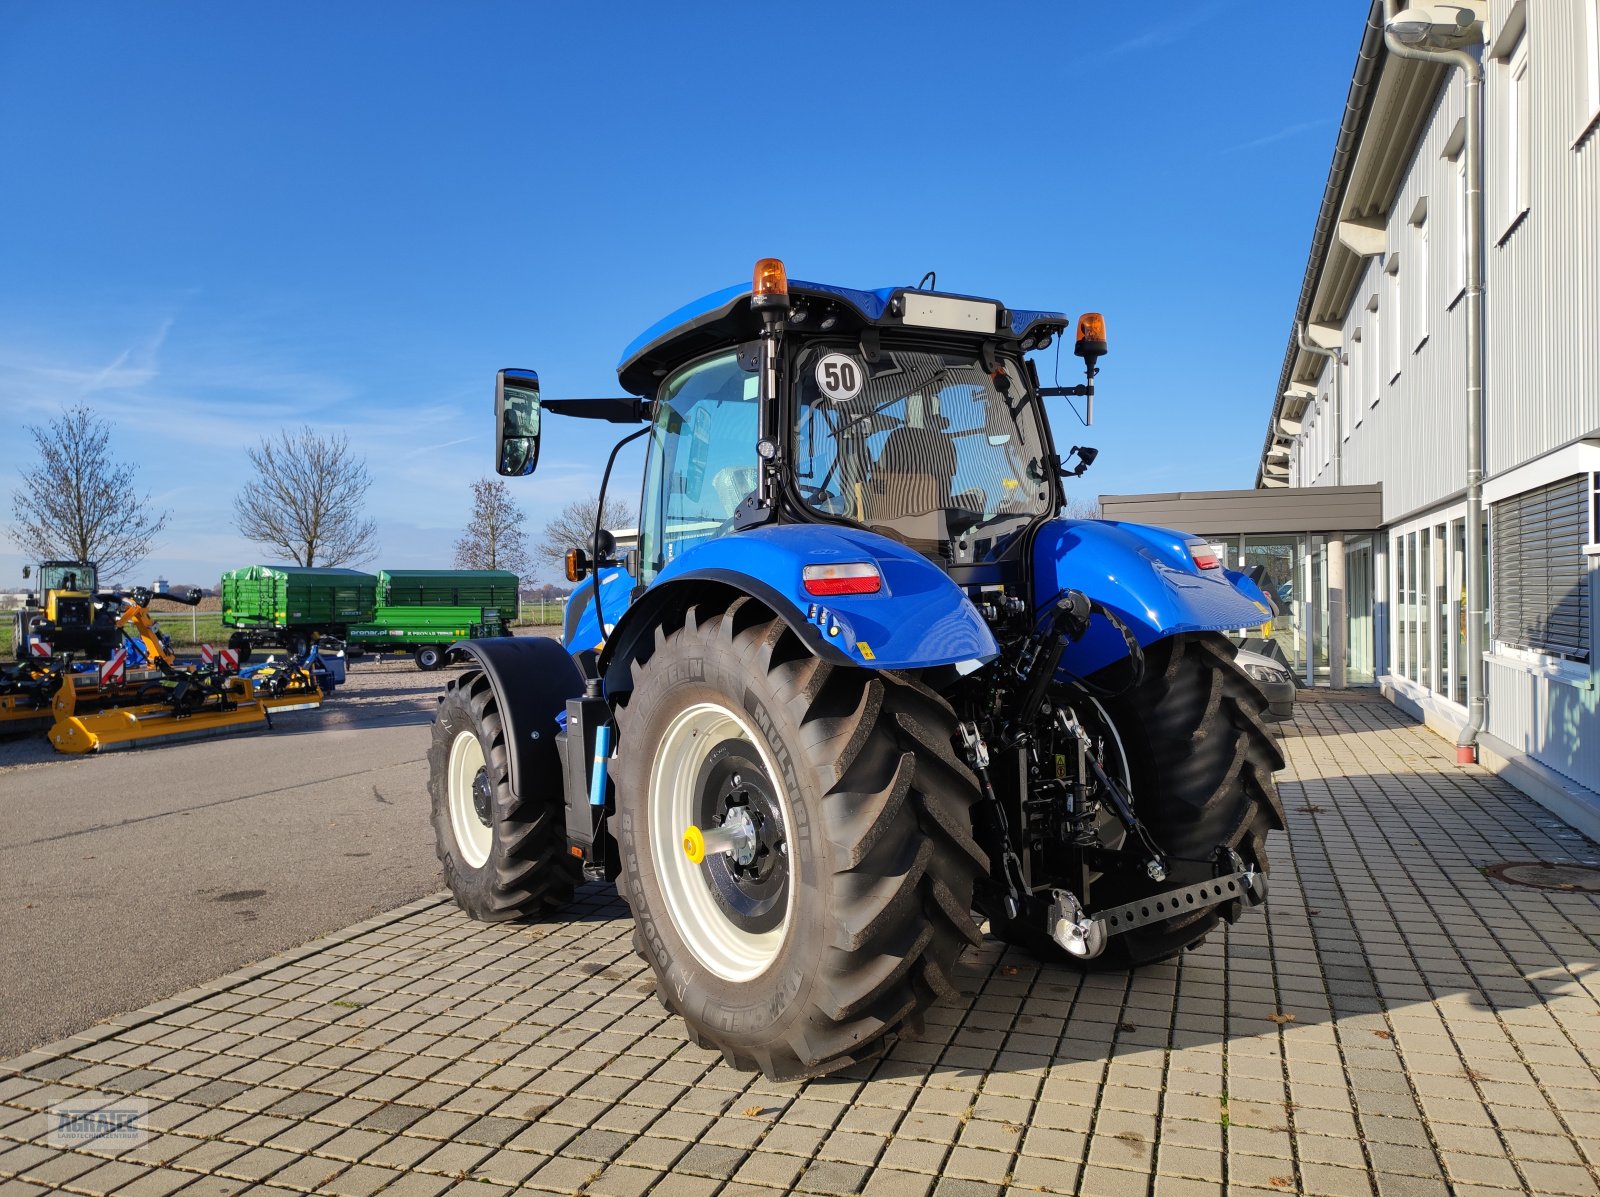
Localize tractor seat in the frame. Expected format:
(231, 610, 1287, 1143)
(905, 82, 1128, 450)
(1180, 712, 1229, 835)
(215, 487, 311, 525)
(866, 424, 957, 549)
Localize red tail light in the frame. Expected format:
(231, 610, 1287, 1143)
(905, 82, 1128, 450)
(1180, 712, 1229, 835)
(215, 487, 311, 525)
(802, 562, 882, 596)
(1187, 539, 1222, 570)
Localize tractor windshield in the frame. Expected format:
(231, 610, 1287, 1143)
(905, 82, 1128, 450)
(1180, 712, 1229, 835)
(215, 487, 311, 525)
(791, 344, 1052, 562)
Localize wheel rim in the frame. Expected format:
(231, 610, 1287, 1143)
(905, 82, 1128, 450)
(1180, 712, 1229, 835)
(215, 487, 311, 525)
(649, 700, 794, 982)
(447, 729, 493, 868)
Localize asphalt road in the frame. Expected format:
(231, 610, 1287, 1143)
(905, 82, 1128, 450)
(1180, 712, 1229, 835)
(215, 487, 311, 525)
(0, 656, 460, 1058)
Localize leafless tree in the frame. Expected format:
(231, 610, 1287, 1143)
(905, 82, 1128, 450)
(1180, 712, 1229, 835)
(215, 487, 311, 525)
(8, 404, 170, 582)
(453, 478, 531, 578)
(232, 427, 378, 566)
(537, 494, 633, 569)
(1063, 495, 1102, 520)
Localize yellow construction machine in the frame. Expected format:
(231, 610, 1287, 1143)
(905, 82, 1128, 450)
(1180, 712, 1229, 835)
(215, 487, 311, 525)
(6, 563, 333, 750)
(36, 586, 329, 753)
(10, 561, 121, 665)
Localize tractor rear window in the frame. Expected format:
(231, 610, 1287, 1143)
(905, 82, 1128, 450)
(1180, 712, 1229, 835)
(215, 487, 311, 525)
(792, 344, 1052, 561)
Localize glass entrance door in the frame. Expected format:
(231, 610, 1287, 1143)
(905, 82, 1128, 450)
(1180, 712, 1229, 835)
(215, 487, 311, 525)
(1347, 537, 1375, 683)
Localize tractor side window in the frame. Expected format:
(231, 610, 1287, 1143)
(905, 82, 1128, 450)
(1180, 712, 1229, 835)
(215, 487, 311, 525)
(639, 349, 760, 581)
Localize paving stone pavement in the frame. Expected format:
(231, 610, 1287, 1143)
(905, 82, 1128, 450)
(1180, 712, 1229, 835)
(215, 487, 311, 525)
(3, 698, 1599, 1197)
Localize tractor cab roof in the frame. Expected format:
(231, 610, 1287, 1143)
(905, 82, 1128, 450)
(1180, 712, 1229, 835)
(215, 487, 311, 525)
(616, 279, 1070, 398)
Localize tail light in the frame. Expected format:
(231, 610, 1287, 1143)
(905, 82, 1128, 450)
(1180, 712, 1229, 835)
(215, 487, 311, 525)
(802, 562, 881, 597)
(1187, 539, 1221, 570)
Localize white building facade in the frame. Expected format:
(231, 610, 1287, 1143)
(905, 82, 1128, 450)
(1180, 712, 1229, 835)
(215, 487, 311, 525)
(1260, 1, 1600, 822)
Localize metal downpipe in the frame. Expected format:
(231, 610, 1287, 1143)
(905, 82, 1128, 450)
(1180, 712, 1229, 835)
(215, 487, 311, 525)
(1382, 3, 1487, 764)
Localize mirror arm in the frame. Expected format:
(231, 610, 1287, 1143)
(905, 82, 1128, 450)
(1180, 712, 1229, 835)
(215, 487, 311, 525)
(541, 397, 652, 424)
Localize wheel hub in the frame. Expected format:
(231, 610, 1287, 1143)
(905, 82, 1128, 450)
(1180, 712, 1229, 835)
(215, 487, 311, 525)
(471, 769, 493, 827)
(694, 740, 788, 933)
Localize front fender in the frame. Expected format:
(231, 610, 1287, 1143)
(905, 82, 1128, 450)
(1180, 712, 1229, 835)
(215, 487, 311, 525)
(598, 524, 997, 688)
(1034, 520, 1267, 679)
(446, 637, 585, 800)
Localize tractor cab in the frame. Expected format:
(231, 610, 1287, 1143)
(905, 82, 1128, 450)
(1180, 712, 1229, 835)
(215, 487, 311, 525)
(13, 560, 118, 662)
(497, 260, 1105, 586)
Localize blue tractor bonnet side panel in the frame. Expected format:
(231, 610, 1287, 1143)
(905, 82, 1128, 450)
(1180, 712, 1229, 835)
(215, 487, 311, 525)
(1224, 568, 1275, 623)
(563, 567, 636, 656)
(598, 524, 998, 676)
(1035, 520, 1269, 680)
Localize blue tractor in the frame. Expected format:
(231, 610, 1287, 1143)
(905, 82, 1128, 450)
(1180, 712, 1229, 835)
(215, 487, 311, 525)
(429, 259, 1284, 1079)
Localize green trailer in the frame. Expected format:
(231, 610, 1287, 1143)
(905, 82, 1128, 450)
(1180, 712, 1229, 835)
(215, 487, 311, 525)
(377, 569, 519, 610)
(346, 604, 506, 670)
(221, 565, 379, 661)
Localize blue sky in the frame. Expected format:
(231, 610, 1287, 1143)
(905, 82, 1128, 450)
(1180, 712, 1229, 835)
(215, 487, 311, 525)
(0, 1, 1357, 587)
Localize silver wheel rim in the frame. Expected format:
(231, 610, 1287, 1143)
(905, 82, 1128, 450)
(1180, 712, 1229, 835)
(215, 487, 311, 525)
(447, 729, 493, 868)
(648, 700, 794, 982)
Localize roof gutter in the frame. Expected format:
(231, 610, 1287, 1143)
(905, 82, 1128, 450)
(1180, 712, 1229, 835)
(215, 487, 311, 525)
(1257, 2, 1386, 487)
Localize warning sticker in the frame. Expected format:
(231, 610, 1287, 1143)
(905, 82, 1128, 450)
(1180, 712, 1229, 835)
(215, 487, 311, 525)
(857, 641, 876, 660)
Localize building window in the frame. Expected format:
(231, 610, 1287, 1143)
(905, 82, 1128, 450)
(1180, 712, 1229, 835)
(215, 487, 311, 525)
(1409, 202, 1428, 348)
(1491, 475, 1590, 663)
(1584, 0, 1600, 136)
(1497, 31, 1532, 237)
(1365, 292, 1380, 407)
(1384, 257, 1401, 383)
(1320, 395, 1331, 471)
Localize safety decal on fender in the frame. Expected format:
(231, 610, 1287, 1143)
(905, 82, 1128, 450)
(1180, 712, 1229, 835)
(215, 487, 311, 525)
(815, 352, 864, 401)
(856, 641, 876, 660)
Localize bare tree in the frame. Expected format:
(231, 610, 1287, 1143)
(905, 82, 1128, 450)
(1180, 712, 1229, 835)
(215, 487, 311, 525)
(537, 494, 633, 568)
(1063, 495, 1102, 520)
(8, 404, 170, 582)
(453, 478, 531, 578)
(233, 427, 378, 566)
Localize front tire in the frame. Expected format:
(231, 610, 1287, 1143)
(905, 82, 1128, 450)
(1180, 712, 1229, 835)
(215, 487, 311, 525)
(428, 668, 580, 920)
(611, 598, 988, 1080)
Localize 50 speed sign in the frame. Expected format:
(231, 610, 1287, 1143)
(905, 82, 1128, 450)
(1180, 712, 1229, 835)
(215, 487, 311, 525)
(814, 353, 864, 401)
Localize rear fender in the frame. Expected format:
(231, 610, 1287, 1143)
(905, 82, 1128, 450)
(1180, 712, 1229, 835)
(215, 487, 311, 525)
(446, 637, 585, 800)
(1034, 520, 1269, 679)
(596, 524, 997, 693)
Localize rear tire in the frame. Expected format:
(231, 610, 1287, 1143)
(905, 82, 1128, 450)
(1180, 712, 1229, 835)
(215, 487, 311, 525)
(415, 645, 443, 671)
(993, 633, 1284, 968)
(611, 597, 988, 1080)
(428, 668, 580, 920)
(227, 633, 253, 665)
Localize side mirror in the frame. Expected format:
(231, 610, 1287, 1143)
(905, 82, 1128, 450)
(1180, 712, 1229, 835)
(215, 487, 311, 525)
(496, 369, 542, 477)
(21, 565, 31, 579)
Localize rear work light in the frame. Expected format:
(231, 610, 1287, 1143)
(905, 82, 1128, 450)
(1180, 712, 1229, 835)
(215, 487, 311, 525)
(1186, 539, 1222, 570)
(802, 562, 882, 597)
